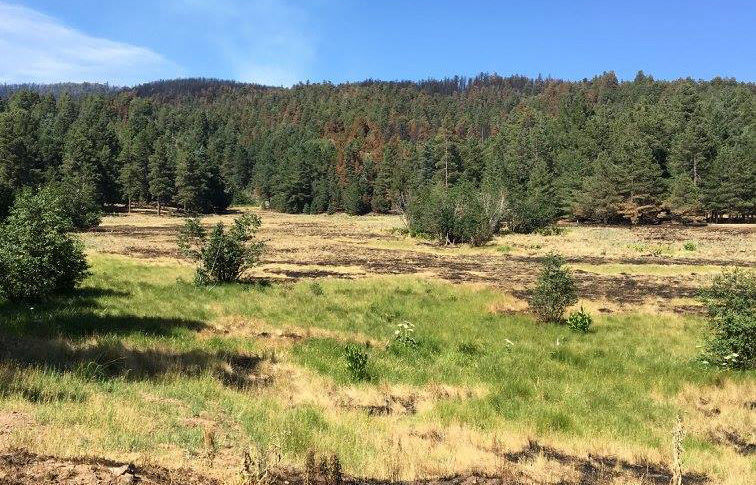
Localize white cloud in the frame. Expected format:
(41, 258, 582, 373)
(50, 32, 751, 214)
(173, 0, 316, 86)
(0, 2, 184, 86)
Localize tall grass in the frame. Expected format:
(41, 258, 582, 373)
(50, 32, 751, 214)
(0, 254, 752, 481)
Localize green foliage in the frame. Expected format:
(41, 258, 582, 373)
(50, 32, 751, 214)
(1, 75, 754, 222)
(535, 225, 564, 236)
(391, 321, 418, 348)
(405, 183, 502, 246)
(309, 281, 324, 296)
(0, 188, 89, 301)
(344, 344, 370, 381)
(0, 182, 15, 220)
(529, 254, 578, 323)
(44, 182, 101, 230)
(683, 241, 697, 251)
(698, 269, 755, 369)
(177, 213, 264, 284)
(567, 307, 593, 333)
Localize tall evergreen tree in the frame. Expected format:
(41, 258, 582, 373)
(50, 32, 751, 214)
(148, 135, 174, 215)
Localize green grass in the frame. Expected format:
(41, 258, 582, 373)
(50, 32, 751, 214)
(0, 254, 751, 479)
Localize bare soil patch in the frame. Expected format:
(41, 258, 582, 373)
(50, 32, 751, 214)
(0, 444, 709, 485)
(0, 449, 219, 485)
(0, 412, 31, 439)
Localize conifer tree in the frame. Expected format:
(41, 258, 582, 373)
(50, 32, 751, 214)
(148, 135, 174, 215)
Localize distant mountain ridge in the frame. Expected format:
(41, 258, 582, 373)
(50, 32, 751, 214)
(0, 82, 117, 98)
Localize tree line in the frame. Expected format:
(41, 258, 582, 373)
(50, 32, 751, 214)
(0, 72, 753, 229)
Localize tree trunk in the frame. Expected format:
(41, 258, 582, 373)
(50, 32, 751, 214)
(692, 156, 699, 186)
(157, 200, 162, 216)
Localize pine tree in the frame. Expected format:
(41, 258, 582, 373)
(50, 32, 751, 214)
(148, 135, 174, 215)
(0, 92, 41, 191)
(573, 152, 622, 223)
(665, 174, 702, 221)
(433, 128, 462, 187)
(174, 137, 202, 212)
(371, 144, 396, 213)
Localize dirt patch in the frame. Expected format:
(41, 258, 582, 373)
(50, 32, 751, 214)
(0, 449, 219, 485)
(0, 412, 31, 437)
(708, 427, 756, 456)
(0, 441, 710, 485)
(352, 394, 418, 416)
(499, 440, 708, 485)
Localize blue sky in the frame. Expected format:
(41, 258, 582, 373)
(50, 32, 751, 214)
(1, 0, 754, 86)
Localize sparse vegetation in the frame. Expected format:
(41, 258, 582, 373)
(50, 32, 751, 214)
(529, 254, 578, 323)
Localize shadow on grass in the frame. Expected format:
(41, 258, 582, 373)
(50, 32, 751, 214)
(0, 286, 269, 394)
(0, 332, 265, 393)
(0, 287, 206, 339)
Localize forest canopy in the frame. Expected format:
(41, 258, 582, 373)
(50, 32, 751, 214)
(0, 72, 753, 228)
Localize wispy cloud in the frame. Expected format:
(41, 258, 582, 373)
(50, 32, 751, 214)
(0, 2, 183, 86)
(173, 0, 316, 86)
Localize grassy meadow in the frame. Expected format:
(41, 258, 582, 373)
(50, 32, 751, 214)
(1, 211, 755, 483)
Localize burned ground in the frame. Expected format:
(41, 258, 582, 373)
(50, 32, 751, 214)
(81, 209, 755, 314)
(0, 443, 711, 485)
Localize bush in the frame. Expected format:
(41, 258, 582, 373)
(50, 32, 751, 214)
(535, 225, 564, 236)
(344, 344, 369, 381)
(404, 183, 504, 246)
(0, 188, 89, 301)
(567, 307, 592, 332)
(683, 241, 697, 251)
(178, 213, 264, 284)
(503, 192, 561, 234)
(309, 281, 324, 296)
(698, 269, 755, 369)
(529, 254, 578, 323)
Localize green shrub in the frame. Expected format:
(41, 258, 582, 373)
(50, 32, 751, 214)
(567, 307, 592, 333)
(683, 241, 697, 251)
(536, 225, 564, 236)
(404, 183, 503, 246)
(0, 188, 89, 301)
(309, 281, 324, 296)
(698, 269, 755, 369)
(529, 254, 578, 323)
(177, 213, 264, 284)
(344, 344, 370, 381)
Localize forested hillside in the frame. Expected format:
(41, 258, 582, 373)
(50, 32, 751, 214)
(0, 72, 753, 228)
